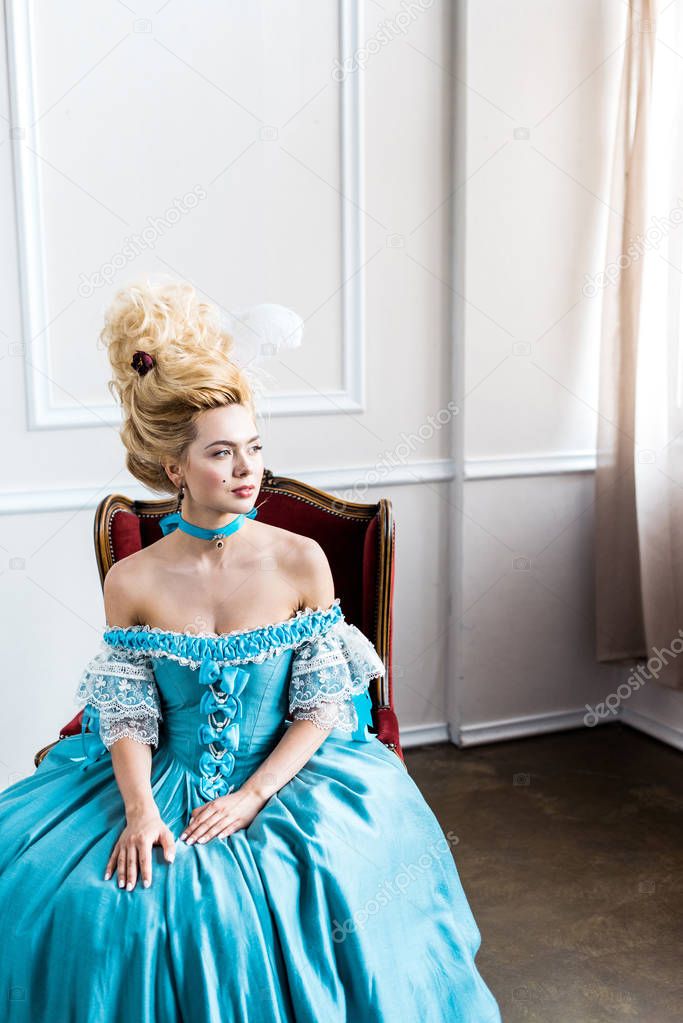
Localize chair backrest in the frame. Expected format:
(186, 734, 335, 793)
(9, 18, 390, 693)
(94, 469, 403, 759)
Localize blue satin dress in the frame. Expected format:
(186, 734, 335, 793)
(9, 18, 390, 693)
(0, 599, 501, 1022)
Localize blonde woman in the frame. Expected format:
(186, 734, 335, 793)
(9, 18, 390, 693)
(0, 280, 501, 1022)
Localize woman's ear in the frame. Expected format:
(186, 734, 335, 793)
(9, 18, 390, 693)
(162, 461, 182, 489)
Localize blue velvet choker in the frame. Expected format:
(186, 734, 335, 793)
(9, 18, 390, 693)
(159, 506, 258, 550)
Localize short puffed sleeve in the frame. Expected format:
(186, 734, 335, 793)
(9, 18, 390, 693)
(74, 643, 163, 750)
(288, 619, 385, 738)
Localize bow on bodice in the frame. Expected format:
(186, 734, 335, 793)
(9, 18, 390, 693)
(195, 657, 251, 800)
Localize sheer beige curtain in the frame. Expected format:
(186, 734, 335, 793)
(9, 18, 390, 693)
(596, 0, 683, 689)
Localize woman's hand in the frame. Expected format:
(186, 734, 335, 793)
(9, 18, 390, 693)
(104, 805, 176, 890)
(180, 789, 267, 845)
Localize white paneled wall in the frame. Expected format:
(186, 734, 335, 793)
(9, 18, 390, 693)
(3, 1, 681, 785)
(453, 0, 683, 751)
(0, 1, 455, 779)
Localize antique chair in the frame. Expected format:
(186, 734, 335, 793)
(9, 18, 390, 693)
(34, 469, 403, 767)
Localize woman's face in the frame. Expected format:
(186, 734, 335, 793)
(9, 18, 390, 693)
(179, 404, 264, 515)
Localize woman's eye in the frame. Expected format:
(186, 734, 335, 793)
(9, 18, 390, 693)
(213, 445, 262, 457)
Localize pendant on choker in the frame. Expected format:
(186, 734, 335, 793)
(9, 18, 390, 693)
(159, 506, 258, 549)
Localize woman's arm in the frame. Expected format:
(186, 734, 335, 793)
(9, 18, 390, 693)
(241, 717, 332, 804)
(180, 537, 337, 844)
(100, 562, 175, 888)
(109, 740, 156, 817)
(103, 562, 158, 816)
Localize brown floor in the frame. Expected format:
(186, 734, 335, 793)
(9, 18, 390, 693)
(404, 723, 683, 1023)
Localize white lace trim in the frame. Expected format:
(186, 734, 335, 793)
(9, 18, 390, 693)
(291, 700, 358, 733)
(101, 717, 159, 749)
(138, 642, 298, 670)
(74, 643, 162, 750)
(288, 620, 385, 734)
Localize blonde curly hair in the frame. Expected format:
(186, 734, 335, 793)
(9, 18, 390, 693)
(100, 275, 257, 495)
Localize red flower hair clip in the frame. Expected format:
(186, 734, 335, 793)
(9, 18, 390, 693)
(131, 350, 155, 376)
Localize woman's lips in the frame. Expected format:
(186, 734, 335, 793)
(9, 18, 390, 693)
(232, 486, 255, 496)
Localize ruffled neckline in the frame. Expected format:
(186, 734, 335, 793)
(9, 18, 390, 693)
(104, 598, 342, 643)
(101, 598, 345, 668)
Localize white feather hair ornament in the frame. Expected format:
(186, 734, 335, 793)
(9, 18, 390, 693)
(220, 303, 304, 407)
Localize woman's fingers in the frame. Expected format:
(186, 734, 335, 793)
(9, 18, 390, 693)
(181, 804, 221, 843)
(105, 820, 177, 889)
(184, 814, 221, 843)
(216, 820, 241, 839)
(159, 827, 177, 864)
(197, 815, 237, 843)
(126, 843, 138, 891)
(104, 840, 119, 880)
(137, 840, 153, 889)
(117, 846, 127, 889)
(181, 804, 206, 837)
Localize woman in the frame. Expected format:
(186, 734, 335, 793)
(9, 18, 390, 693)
(0, 280, 502, 1022)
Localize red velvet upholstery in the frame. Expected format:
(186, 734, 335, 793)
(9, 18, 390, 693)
(45, 470, 403, 765)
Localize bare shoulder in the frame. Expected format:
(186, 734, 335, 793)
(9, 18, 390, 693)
(284, 531, 336, 610)
(102, 551, 150, 628)
(251, 520, 334, 608)
(248, 520, 315, 561)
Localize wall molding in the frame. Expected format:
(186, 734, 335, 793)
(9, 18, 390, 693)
(452, 707, 595, 746)
(399, 722, 451, 748)
(289, 457, 456, 492)
(405, 710, 609, 750)
(458, 705, 683, 753)
(7, 0, 367, 428)
(464, 450, 597, 480)
(621, 707, 683, 753)
(403, 707, 683, 755)
(0, 457, 457, 515)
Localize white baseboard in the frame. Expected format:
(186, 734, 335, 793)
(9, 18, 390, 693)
(399, 711, 592, 750)
(397, 722, 451, 748)
(399, 705, 683, 753)
(452, 708, 594, 746)
(400, 708, 613, 750)
(621, 707, 683, 752)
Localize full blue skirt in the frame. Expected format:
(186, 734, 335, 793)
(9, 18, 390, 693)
(0, 731, 502, 1022)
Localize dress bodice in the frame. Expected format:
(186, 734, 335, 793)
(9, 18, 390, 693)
(153, 648, 296, 775)
(74, 599, 386, 801)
